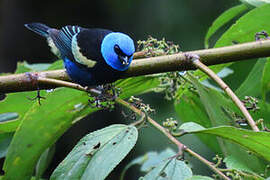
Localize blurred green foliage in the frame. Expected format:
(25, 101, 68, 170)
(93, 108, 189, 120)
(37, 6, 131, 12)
(1, 1, 270, 180)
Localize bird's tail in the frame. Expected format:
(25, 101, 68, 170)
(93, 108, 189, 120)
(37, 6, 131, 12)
(24, 23, 51, 37)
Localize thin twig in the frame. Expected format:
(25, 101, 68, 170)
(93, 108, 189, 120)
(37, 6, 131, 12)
(38, 77, 101, 96)
(190, 56, 259, 132)
(116, 98, 184, 153)
(184, 148, 230, 180)
(115, 98, 230, 180)
(220, 168, 263, 179)
(130, 114, 146, 127)
(38, 77, 86, 91)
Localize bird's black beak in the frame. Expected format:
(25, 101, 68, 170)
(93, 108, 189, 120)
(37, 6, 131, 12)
(118, 55, 129, 66)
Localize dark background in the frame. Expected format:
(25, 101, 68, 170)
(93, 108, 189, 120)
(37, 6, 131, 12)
(0, 0, 239, 179)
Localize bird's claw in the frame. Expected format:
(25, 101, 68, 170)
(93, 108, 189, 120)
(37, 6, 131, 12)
(25, 72, 46, 105)
(88, 83, 120, 110)
(27, 88, 46, 105)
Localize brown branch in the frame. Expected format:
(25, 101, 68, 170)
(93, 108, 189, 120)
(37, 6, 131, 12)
(193, 59, 259, 131)
(188, 56, 259, 131)
(125, 39, 270, 77)
(1, 39, 270, 93)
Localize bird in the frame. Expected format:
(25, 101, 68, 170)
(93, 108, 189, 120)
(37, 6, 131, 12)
(25, 23, 135, 86)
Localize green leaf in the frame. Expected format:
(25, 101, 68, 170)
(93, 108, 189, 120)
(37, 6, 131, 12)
(121, 148, 178, 180)
(198, 4, 270, 79)
(224, 155, 255, 173)
(174, 90, 222, 153)
(116, 76, 160, 99)
(182, 125, 268, 173)
(0, 90, 47, 133)
(250, 100, 270, 127)
(186, 176, 214, 180)
(222, 143, 265, 174)
(0, 91, 41, 118)
(0, 133, 13, 158)
(141, 158, 192, 180)
(235, 58, 267, 98)
(204, 4, 249, 48)
(178, 75, 266, 172)
(23, 62, 51, 71)
(50, 124, 138, 180)
(15, 62, 32, 73)
(178, 122, 205, 132)
(35, 146, 55, 180)
(215, 4, 270, 47)
(14, 61, 51, 73)
(120, 151, 157, 179)
(190, 126, 270, 161)
(3, 88, 95, 180)
(140, 148, 176, 172)
(261, 57, 270, 100)
(188, 74, 238, 126)
(47, 60, 64, 70)
(0, 176, 46, 180)
(0, 120, 21, 134)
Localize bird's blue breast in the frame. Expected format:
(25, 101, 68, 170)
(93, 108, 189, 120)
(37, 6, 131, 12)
(64, 58, 96, 86)
(64, 57, 122, 86)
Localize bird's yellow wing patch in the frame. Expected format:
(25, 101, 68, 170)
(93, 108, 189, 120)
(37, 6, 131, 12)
(47, 37, 61, 57)
(71, 35, 97, 68)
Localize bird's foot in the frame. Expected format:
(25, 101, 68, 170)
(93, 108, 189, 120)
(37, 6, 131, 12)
(25, 72, 46, 105)
(88, 83, 120, 110)
(27, 87, 46, 105)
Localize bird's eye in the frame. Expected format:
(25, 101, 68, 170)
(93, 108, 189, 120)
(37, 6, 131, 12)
(114, 45, 121, 55)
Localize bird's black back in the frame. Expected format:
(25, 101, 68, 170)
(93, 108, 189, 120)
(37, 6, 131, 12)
(76, 28, 112, 62)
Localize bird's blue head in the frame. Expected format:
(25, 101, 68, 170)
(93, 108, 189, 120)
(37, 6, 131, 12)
(101, 32, 135, 71)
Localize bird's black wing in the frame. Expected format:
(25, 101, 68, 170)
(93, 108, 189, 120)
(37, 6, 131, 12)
(48, 25, 81, 61)
(50, 27, 112, 68)
(75, 28, 112, 61)
(67, 28, 112, 68)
